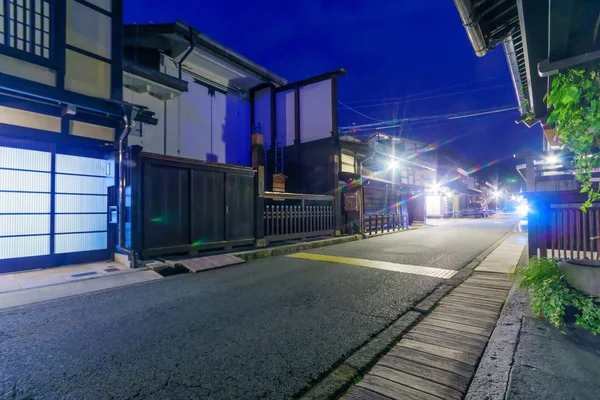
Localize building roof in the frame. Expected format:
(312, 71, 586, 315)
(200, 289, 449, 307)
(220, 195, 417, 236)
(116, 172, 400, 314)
(124, 20, 287, 91)
(123, 59, 189, 100)
(453, 0, 600, 121)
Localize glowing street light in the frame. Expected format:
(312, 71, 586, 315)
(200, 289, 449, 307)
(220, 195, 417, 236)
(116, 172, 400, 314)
(388, 159, 399, 170)
(545, 155, 559, 164)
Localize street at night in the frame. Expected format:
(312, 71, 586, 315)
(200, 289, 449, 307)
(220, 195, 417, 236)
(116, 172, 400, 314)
(2, 0, 600, 399)
(1, 216, 518, 399)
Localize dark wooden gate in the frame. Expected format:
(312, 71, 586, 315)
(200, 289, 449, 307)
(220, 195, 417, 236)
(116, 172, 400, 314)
(130, 151, 255, 259)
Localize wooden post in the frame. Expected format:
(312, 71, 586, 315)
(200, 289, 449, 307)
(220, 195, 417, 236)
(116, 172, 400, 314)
(251, 133, 266, 246)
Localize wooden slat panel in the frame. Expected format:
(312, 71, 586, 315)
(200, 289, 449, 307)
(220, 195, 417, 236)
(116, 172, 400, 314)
(370, 365, 463, 400)
(404, 332, 483, 356)
(596, 210, 600, 260)
(430, 308, 497, 324)
(441, 294, 504, 308)
(410, 322, 491, 342)
(434, 304, 500, 318)
(452, 286, 508, 299)
(344, 386, 392, 400)
(357, 375, 439, 400)
(377, 355, 470, 393)
(387, 347, 474, 378)
(551, 210, 556, 258)
(576, 210, 581, 258)
(427, 313, 496, 330)
(419, 319, 491, 337)
(397, 339, 479, 366)
(462, 279, 513, 290)
(408, 325, 488, 349)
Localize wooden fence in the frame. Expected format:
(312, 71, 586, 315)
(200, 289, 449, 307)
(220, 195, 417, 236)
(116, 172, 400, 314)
(264, 205, 334, 242)
(364, 214, 409, 235)
(545, 207, 600, 259)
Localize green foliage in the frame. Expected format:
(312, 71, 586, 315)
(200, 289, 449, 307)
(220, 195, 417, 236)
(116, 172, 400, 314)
(513, 258, 600, 335)
(546, 65, 600, 210)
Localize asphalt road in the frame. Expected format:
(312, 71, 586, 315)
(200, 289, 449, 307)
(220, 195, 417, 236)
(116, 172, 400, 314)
(0, 214, 519, 400)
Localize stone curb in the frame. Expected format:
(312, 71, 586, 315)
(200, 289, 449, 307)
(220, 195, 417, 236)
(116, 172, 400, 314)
(235, 224, 429, 263)
(299, 311, 421, 400)
(465, 245, 530, 400)
(233, 235, 363, 262)
(297, 223, 518, 399)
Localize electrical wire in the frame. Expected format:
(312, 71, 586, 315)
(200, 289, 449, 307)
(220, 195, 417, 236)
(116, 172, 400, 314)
(343, 84, 512, 109)
(339, 105, 518, 133)
(342, 76, 505, 104)
(338, 101, 386, 122)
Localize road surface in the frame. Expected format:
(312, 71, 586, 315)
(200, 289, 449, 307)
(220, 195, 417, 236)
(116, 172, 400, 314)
(0, 215, 518, 399)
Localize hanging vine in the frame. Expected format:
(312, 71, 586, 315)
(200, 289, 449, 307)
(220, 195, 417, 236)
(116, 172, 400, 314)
(546, 65, 600, 210)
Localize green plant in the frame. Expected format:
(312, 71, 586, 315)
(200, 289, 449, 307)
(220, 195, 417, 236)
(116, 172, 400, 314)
(546, 65, 600, 210)
(513, 258, 600, 335)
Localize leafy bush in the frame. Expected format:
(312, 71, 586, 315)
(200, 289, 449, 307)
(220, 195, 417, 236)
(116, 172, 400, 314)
(513, 258, 600, 335)
(546, 66, 600, 210)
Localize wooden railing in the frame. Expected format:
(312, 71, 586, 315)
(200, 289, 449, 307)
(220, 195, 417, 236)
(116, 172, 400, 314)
(264, 205, 334, 242)
(364, 214, 409, 235)
(546, 207, 600, 260)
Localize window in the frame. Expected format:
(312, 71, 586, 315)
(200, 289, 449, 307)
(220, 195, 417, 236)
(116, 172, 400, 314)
(0, 0, 52, 60)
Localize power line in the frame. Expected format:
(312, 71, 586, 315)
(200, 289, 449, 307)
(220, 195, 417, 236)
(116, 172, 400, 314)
(342, 76, 506, 105)
(448, 107, 518, 120)
(341, 84, 512, 110)
(338, 101, 385, 122)
(339, 105, 518, 132)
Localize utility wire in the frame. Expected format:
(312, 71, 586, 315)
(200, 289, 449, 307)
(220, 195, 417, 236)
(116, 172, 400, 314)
(342, 84, 512, 109)
(338, 101, 385, 122)
(339, 105, 518, 132)
(343, 76, 505, 105)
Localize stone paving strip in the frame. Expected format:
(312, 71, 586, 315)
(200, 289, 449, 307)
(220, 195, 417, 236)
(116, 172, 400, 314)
(343, 233, 526, 400)
(287, 253, 457, 279)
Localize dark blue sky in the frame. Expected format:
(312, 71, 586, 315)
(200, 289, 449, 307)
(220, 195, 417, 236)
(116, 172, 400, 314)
(125, 0, 541, 164)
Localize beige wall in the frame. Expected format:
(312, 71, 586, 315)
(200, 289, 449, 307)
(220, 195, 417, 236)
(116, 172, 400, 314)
(0, 106, 61, 132)
(64, 0, 112, 99)
(70, 120, 114, 142)
(65, 49, 111, 99)
(0, 53, 56, 86)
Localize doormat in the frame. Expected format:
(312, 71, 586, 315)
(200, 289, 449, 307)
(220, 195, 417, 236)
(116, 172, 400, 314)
(172, 254, 245, 273)
(104, 267, 120, 273)
(71, 271, 99, 278)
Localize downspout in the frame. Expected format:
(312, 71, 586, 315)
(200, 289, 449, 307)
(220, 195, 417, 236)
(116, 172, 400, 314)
(117, 106, 138, 268)
(178, 27, 195, 80)
(453, 0, 488, 57)
(503, 36, 528, 115)
(176, 27, 194, 156)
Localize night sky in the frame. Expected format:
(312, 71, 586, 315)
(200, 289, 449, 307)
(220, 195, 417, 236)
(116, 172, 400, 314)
(125, 0, 542, 166)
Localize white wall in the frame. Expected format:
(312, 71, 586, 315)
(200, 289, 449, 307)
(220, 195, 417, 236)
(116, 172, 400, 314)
(274, 79, 334, 147)
(300, 79, 333, 142)
(276, 89, 295, 146)
(123, 87, 166, 154)
(126, 73, 251, 166)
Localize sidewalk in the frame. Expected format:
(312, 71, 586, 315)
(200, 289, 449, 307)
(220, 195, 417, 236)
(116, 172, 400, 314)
(0, 263, 162, 311)
(468, 274, 600, 400)
(342, 232, 527, 400)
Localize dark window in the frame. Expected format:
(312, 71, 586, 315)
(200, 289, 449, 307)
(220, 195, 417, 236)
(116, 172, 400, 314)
(0, 0, 52, 60)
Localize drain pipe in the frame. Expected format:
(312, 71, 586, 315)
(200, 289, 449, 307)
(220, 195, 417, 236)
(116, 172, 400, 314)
(178, 27, 195, 80)
(453, 0, 487, 57)
(117, 106, 138, 268)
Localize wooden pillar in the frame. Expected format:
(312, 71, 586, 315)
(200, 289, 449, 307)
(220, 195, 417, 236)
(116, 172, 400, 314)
(526, 157, 535, 192)
(251, 133, 266, 246)
(329, 154, 342, 236)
